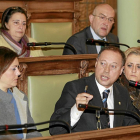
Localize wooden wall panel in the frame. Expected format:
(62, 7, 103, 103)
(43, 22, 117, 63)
(0, 0, 117, 36)
(0, 0, 81, 36)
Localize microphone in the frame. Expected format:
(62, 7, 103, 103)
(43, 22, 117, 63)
(78, 104, 104, 111)
(27, 42, 52, 46)
(78, 104, 140, 122)
(86, 39, 109, 44)
(129, 80, 140, 88)
(86, 38, 130, 48)
(27, 42, 77, 54)
(0, 120, 71, 133)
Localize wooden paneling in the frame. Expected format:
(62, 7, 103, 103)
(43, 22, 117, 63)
(18, 54, 97, 95)
(0, 0, 81, 36)
(0, 0, 117, 36)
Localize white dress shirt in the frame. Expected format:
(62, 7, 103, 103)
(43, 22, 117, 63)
(95, 78, 114, 128)
(90, 26, 106, 54)
(70, 77, 114, 128)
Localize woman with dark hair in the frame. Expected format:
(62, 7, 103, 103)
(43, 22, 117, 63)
(0, 46, 42, 139)
(0, 6, 43, 57)
(118, 47, 140, 111)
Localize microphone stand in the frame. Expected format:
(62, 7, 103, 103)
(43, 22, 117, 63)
(78, 104, 140, 123)
(27, 42, 77, 54)
(106, 42, 130, 48)
(0, 120, 71, 134)
(129, 80, 140, 89)
(86, 39, 130, 48)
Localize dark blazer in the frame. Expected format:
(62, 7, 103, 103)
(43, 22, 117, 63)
(49, 73, 139, 135)
(63, 26, 119, 55)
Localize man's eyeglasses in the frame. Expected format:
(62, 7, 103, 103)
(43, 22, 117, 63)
(93, 15, 115, 24)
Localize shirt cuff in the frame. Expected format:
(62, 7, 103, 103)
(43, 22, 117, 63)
(70, 104, 84, 126)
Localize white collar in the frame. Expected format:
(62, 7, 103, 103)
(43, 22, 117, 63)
(95, 77, 113, 96)
(90, 26, 106, 41)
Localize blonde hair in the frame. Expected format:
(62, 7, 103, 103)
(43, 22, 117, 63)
(125, 47, 140, 58)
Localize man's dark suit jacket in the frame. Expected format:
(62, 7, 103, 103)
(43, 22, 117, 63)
(49, 73, 139, 135)
(63, 26, 119, 55)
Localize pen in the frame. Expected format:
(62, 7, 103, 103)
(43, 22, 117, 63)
(84, 85, 88, 93)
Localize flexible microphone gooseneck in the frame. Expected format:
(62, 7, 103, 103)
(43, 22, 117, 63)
(129, 80, 140, 88)
(78, 104, 140, 123)
(0, 120, 71, 134)
(27, 42, 77, 54)
(86, 39, 130, 48)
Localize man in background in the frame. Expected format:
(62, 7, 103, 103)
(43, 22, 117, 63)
(63, 4, 119, 55)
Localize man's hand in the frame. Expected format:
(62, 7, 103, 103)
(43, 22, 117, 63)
(76, 93, 93, 111)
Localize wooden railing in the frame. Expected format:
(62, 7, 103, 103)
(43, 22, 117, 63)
(27, 124, 140, 140)
(18, 54, 97, 95)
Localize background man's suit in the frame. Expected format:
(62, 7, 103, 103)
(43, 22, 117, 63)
(50, 73, 139, 135)
(63, 26, 119, 55)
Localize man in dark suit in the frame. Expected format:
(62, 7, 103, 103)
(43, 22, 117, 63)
(50, 46, 139, 135)
(63, 4, 119, 55)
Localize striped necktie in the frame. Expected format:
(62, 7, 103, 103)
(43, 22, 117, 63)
(102, 89, 110, 108)
(102, 89, 110, 127)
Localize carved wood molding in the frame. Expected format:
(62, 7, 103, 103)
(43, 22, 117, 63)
(79, 60, 89, 78)
(73, 1, 80, 34)
(17, 63, 28, 94)
(19, 63, 28, 80)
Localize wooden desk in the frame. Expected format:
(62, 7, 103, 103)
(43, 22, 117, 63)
(27, 124, 140, 140)
(18, 54, 97, 95)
